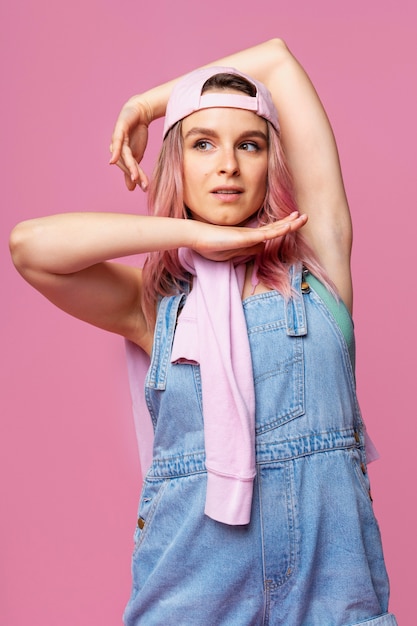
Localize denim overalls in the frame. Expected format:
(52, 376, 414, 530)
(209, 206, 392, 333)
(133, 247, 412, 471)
(123, 266, 397, 626)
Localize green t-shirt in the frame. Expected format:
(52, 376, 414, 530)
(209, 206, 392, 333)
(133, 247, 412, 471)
(305, 273, 355, 371)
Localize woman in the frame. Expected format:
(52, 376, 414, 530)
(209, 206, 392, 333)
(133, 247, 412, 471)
(10, 39, 396, 625)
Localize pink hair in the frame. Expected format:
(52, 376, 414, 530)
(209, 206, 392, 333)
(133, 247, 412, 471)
(141, 119, 335, 325)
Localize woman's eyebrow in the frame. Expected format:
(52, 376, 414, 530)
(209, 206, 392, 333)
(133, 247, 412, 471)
(183, 127, 219, 139)
(237, 130, 268, 142)
(183, 128, 268, 142)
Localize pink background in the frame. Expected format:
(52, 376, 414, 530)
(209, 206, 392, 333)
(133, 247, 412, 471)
(1, 1, 416, 624)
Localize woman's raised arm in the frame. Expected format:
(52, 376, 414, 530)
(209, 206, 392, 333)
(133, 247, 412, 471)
(228, 39, 353, 311)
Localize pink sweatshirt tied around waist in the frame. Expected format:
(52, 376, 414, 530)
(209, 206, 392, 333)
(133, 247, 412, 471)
(171, 248, 257, 525)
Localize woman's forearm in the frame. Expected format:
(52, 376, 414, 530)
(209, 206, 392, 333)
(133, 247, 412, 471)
(10, 211, 306, 277)
(130, 39, 286, 124)
(9, 213, 196, 276)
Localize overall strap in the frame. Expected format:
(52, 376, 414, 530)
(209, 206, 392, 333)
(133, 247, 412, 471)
(146, 294, 185, 391)
(285, 263, 308, 337)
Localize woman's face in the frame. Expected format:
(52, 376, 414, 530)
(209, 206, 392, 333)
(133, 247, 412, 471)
(181, 104, 268, 226)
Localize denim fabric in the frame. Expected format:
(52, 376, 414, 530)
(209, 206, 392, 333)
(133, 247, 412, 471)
(123, 265, 396, 626)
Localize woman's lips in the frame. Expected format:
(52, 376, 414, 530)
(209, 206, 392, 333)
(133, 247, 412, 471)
(211, 187, 243, 201)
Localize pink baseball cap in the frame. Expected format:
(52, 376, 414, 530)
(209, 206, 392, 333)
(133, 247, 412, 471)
(163, 66, 279, 138)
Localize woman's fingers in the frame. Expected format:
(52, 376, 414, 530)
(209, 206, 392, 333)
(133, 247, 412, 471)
(195, 212, 308, 261)
(109, 119, 149, 191)
(109, 141, 149, 191)
(124, 171, 137, 192)
(109, 119, 134, 164)
(122, 166, 149, 192)
(260, 212, 308, 239)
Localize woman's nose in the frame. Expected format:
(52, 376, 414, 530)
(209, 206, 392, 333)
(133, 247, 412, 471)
(218, 149, 240, 176)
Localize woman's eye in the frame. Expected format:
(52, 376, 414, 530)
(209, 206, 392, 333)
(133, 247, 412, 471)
(239, 142, 259, 152)
(194, 140, 214, 151)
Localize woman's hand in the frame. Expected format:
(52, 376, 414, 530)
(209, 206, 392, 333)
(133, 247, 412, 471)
(190, 212, 308, 262)
(109, 98, 152, 191)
